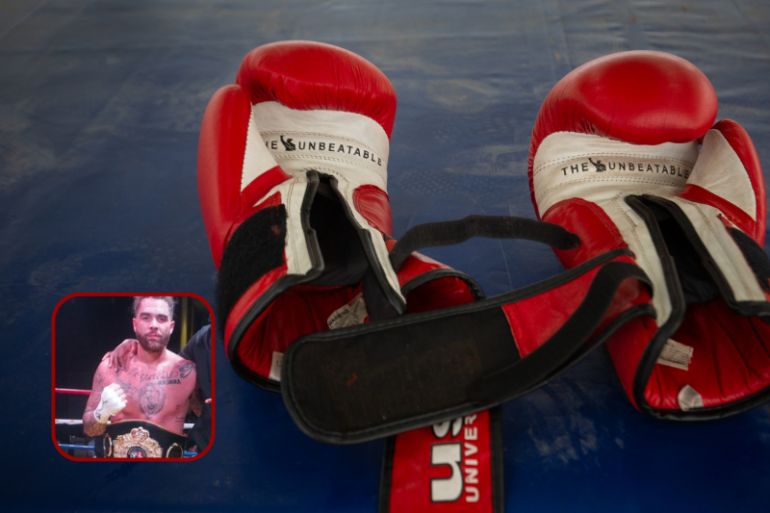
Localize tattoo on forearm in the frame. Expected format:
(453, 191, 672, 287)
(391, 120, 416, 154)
(139, 384, 166, 418)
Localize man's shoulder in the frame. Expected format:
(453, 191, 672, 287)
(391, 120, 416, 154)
(163, 349, 186, 364)
(164, 350, 196, 373)
(94, 358, 116, 378)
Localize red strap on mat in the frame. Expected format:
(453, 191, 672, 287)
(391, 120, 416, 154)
(380, 407, 503, 513)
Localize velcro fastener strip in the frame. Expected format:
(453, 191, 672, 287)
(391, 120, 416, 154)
(471, 262, 651, 405)
(280, 250, 651, 443)
(389, 216, 580, 272)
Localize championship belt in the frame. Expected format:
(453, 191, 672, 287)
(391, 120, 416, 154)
(103, 420, 186, 458)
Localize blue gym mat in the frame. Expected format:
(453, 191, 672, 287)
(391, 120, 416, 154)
(2, 0, 769, 511)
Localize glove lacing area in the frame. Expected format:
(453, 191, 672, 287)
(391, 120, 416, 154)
(627, 194, 770, 417)
(218, 170, 399, 390)
(362, 215, 582, 322)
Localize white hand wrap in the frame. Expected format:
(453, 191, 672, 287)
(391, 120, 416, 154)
(93, 383, 126, 424)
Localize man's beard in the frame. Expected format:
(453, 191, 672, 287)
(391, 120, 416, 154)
(137, 332, 169, 353)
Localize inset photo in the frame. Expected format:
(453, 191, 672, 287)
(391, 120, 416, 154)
(52, 294, 214, 461)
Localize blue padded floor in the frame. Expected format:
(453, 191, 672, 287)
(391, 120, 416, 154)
(3, 0, 770, 511)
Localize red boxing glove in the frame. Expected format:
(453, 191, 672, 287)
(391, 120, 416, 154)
(198, 40, 479, 389)
(529, 50, 770, 419)
(198, 42, 505, 512)
(198, 43, 651, 456)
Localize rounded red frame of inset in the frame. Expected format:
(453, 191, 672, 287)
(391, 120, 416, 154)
(51, 292, 216, 462)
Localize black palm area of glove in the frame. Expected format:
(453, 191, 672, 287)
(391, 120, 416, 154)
(306, 173, 401, 321)
(727, 228, 770, 295)
(216, 201, 288, 337)
(639, 197, 721, 305)
(305, 177, 370, 287)
(634, 195, 770, 310)
(215, 168, 401, 333)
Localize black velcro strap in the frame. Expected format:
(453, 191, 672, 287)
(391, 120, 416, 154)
(362, 266, 402, 321)
(469, 261, 650, 405)
(728, 227, 770, 293)
(389, 216, 580, 272)
(281, 253, 650, 444)
(282, 303, 517, 443)
(217, 205, 287, 338)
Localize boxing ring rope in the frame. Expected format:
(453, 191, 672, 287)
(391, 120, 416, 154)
(55, 388, 91, 396)
(55, 387, 198, 457)
(55, 418, 195, 430)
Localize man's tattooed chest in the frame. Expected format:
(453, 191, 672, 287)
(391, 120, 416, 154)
(114, 363, 194, 419)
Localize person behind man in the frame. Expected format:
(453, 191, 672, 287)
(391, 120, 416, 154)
(178, 324, 211, 452)
(82, 296, 200, 458)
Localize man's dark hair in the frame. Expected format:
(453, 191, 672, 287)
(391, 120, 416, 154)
(132, 296, 177, 320)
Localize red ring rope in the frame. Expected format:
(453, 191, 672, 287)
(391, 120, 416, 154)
(55, 388, 91, 396)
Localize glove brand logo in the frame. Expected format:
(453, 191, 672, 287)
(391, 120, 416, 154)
(588, 157, 606, 172)
(280, 135, 296, 151)
(265, 136, 383, 166)
(429, 414, 482, 504)
(560, 159, 691, 179)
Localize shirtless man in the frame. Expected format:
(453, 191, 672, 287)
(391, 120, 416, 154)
(82, 296, 199, 458)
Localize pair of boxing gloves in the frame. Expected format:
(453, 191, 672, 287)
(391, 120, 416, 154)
(198, 41, 770, 444)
